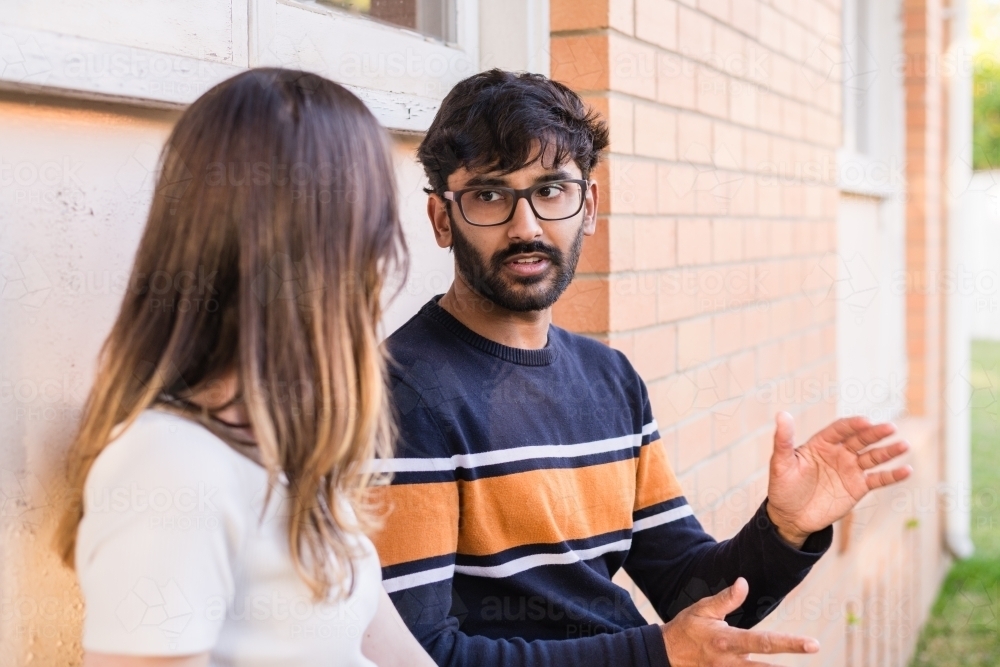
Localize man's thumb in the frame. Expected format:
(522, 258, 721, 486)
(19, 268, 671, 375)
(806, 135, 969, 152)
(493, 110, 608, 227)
(772, 411, 796, 466)
(698, 577, 749, 619)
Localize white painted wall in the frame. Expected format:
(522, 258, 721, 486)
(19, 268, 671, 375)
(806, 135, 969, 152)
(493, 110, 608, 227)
(0, 90, 451, 666)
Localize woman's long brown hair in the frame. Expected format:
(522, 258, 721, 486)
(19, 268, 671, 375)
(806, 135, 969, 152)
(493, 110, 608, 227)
(56, 68, 406, 599)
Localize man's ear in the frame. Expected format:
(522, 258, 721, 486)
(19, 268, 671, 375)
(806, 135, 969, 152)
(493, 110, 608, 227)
(427, 193, 453, 249)
(582, 179, 599, 236)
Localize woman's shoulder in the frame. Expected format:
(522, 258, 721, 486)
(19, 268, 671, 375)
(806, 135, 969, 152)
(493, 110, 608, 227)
(86, 408, 262, 498)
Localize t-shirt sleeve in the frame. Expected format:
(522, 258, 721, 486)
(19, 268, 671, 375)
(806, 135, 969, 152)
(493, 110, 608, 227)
(75, 416, 247, 656)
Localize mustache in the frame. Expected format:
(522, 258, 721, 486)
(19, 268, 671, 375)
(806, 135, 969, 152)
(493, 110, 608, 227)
(490, 241, 563, 268)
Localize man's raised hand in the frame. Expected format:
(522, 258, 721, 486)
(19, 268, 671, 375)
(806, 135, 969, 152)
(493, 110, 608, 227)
(765, 412, 913, 547)
(660, 577, 820, 666)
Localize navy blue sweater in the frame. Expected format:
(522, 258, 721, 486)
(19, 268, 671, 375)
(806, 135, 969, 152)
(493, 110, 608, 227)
(371, 297, 832, 666)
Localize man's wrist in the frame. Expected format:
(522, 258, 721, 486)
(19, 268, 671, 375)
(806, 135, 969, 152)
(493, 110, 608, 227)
(765, 501, 810, 549)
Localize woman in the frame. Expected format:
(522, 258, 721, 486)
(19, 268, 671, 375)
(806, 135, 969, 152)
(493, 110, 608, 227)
(56, 68, 435, 667)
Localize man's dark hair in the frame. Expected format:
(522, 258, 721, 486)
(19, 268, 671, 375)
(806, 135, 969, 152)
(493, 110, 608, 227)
(417, 69, 609, 194)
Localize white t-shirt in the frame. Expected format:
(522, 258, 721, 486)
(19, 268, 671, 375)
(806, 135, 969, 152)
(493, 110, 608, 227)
(76, 408, 382, 666)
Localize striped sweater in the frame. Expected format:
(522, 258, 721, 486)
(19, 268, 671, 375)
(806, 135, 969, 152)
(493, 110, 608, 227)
(372, 297, 832, 667)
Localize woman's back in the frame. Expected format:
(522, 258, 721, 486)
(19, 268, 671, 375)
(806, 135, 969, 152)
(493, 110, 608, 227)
(76, 408, 381, 666)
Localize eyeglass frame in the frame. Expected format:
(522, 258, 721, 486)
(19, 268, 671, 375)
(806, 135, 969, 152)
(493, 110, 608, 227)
(442, 178, 591, 227)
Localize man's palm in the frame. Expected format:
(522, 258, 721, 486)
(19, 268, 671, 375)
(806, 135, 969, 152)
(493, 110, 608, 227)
(767, 413, 912, 538)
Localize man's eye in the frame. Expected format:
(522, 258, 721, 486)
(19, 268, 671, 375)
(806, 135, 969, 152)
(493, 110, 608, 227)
(536, 185, 565, 199)
(476, 190, 506, 203)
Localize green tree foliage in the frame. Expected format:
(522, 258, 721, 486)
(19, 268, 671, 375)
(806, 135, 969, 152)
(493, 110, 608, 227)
(974, 57, 1000, 170)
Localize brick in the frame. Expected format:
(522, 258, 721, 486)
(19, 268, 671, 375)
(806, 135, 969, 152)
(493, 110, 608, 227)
(678, 316, 712, 369)
(743, 302, 769, 346)
(729, 78, 759, 128)
(607, 216, 635, 271)
(635, 0, 679, 50)
(757, 90, 783, 134)
(552, 276, 609, 332)
(610, 274, 659, 330)
(633, 325, 678, 380)
(743, 218, 769, 259)
(695, 452, 730, 508)
(744, 131, 770, 172)
(677, 113, 714, 164)
(634, 103, 678, 160)
(696, 65, 729, 119)
(634, 217, 677, 270)
(607, 156, 656, 214)
(577, 216, 611, 274)
(713, 309, 743, 356)
(609, 0, 636, 35)
(757, 4, 784, 54)
(713, 121, 743, 169)
(730, 0, 758, 40)
(606, 95, 635, 154)
(677, 411, 713, 472)
(698, 0, 729, 23)
(712, 23, 744, 72)
(551, 0, 609, 31)
(551, 35, 610, 91)
(658, 270, 703, 322)
(657, 52, 697, 109)
(712, 218, 743, 262)
(610, 33, 657, 100)
(608, 331, 635, 360)
(678, 6, 715, 63)
(677, 218, 713, 265)
(658, 163, 698, 214)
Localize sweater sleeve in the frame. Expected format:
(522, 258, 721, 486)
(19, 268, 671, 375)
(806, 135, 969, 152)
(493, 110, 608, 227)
(622, 379, 833, 630)
(370, 378, 669, 667)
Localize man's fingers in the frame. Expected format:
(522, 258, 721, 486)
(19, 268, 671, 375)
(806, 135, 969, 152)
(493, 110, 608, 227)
(866, 465, 913, 490)
(843, 422, 897, 453)
(695, 577, 749, 618)
(858, 440, 910, 469)
(712, 628, 820, 655)
(813, 416, 873, 447)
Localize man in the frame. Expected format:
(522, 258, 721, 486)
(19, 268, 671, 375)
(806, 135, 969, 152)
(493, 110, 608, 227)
(371, 69, 911, 667)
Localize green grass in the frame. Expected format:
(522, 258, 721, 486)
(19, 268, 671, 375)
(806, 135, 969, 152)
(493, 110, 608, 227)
(910, 340, 1000, 666)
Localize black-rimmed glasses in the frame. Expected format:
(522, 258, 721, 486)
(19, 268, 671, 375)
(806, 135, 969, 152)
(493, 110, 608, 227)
(443, 179, 588, 227)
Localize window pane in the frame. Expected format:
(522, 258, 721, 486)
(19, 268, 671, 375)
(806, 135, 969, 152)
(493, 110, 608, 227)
(320, 0, 457, 43)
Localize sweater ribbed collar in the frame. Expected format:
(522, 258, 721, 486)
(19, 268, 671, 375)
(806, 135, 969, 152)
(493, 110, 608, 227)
(419, 295, 558, 366)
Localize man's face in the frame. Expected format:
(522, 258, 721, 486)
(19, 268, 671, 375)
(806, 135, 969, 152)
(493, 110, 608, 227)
(430, 153, 599, 312)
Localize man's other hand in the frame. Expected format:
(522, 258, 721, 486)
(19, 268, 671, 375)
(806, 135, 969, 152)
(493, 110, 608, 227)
(660, 577, 820, 666)
(766, 412, 912, 548)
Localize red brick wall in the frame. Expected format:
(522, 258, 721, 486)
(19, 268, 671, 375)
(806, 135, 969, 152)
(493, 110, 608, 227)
(550, 0, 951, 664)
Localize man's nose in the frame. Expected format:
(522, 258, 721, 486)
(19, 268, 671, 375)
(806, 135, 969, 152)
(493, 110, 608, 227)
(507, 196, 543, 242)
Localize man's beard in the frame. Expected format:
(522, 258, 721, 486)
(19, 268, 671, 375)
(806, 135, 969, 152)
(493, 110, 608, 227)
(449, 214, 585, 312)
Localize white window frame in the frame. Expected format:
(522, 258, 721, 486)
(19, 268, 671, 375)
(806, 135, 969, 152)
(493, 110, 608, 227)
(835, 0, 908, 423)
(838, 0, 904, 198)
(0, 0, 548, 133)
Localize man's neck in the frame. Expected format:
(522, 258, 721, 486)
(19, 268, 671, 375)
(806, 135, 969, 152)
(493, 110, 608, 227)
(437, 280, 551, 350)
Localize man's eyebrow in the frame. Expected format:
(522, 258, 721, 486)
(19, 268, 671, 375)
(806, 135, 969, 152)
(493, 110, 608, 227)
(460, 170, 577, 189)
(462, 174, 509, 188)
(533, 169, 575, 184)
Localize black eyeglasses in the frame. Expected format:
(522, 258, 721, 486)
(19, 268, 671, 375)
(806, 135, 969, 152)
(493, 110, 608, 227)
(443, 179, 589, 227)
